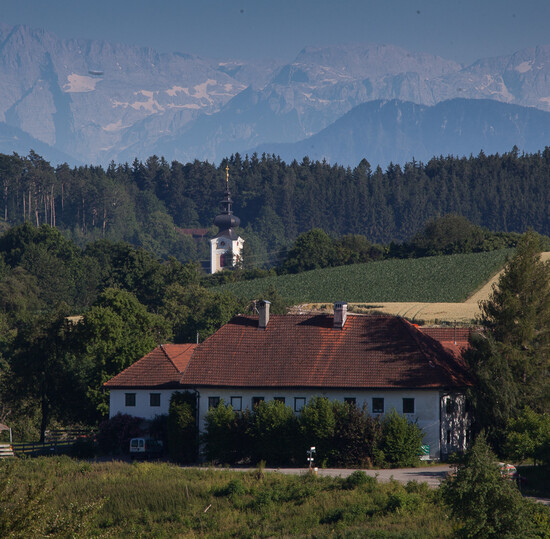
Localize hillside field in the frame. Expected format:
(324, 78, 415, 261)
(220, 249, 513, 305)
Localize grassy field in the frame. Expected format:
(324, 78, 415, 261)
(219, 250, 513, 304)
(0, 457, 455, 537)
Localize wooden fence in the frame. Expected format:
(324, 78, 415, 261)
(11, 430, 96, 457)
(12, 440, 76, 457)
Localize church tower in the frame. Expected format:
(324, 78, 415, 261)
(210, 166, 244, 273)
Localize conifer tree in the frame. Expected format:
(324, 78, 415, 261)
(466, 231, 550, 443)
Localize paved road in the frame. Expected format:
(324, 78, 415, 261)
(271, 464, 452, 488)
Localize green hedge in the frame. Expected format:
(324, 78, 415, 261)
(202, 397, 424, 468)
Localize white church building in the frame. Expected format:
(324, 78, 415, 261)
(210, 166, 244, 273)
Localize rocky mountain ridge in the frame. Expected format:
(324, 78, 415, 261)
(1, 23, 550, 166)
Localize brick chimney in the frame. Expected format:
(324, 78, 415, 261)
(258, 300, 271, 329)
(333, 302, 348, 329)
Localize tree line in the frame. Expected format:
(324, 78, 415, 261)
(2, 148, 550, 267)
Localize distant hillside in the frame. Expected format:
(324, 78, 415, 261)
(218, 250, 513, 304)
(4, 23, 550, 166)
(250, 99, 550, 168)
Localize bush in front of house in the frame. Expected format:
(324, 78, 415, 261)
(250, 400, 302, 465)
(331, 401, 383, 467)
(167, 392, 198, 463)
(202, 400, 251, 464)
(380, 409, 425, 468)
(202, 398, 424, 468)
(96, 413, 144, 455)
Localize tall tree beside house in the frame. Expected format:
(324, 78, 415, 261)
(8, 307, 90, 441)
(466, 230, 550, 445)
(74, 288, 172, 416)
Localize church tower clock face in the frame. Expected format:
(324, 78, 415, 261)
(209, 165, 244, 273)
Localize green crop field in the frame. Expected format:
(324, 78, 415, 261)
(218, 249, 513, 303)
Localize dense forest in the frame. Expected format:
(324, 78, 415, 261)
(1, 147, 550, 267)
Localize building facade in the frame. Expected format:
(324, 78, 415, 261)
(105, 303, 471, 459)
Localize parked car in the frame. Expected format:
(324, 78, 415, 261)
(129, 438, 163, 459)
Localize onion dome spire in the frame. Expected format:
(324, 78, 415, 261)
(213, 165, 240, 238)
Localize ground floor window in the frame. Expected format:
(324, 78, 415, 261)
(294, 397, 306, 412)
(150, 393, 160, 407)
(274, 397, 286, 404)
(208, 396, 220, 409)
(403, 398, 415, 414)
(125, 393, 136, 407)
(344, 397, 356, 406)
(230, 396, 242, 411)
(372, 397, 384, 413)
(252, 396, 264, 407)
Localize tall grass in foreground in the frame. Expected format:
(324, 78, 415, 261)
(218, 249, 512, 304)
(1, 457, 454, 537)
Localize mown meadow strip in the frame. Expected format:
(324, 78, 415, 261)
(218, 249, 512, 303)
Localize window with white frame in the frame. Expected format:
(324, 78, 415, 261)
(230, 396, 242, 411)
(294, 397, 306, 412)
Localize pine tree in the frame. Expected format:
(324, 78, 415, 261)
(466, 231, 550, 442)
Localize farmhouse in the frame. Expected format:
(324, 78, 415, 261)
(104, 302, 472, 459)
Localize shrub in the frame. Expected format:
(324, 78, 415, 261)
(215, 478, 247, 497)
(250, 400, 300, 465)
(342, 470, 376, 490)
(332, 401, 382, 467)
(96, 413, 144, 455)
(441, 434, 536, 538)
(167, 392, 197, 463)
(69, 437, 97, 459)
(148, 414, 168, 445)
(203, 402, 251, 464)
(385, 491, 420, 514)
(504, 407, 550, 465)
(299, 397, 335, 463)
(380, 409, 424, 467)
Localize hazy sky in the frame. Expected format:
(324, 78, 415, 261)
(2, 0, 550, 65)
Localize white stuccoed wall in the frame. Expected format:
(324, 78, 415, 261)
(109, 387, 468, 459)
(109, 389, 175, 419)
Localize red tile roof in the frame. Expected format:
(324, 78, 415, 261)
(418, 327, 473, 356)
(104, 343, 197, 389)
(179, 314, 471, 390)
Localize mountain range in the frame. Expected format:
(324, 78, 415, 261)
(1, 23, 550, 167)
